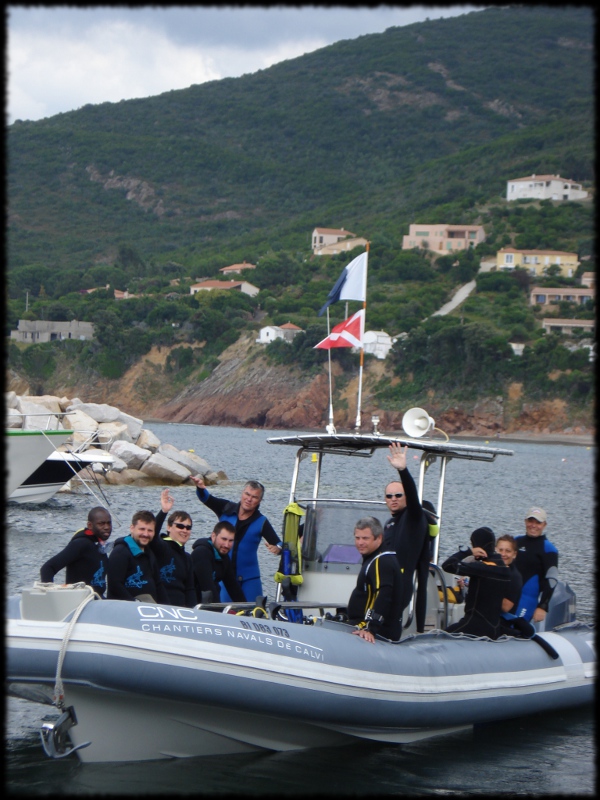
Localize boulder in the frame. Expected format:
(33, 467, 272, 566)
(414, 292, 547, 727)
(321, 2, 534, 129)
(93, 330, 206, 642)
(136, 428, 162, 452)
(103, 453, 128, 472)
(67, 402, 120, 423)
(204, 470, 229, 485)
(63, 408, 99, 433)
(139, 453, 191, 484)
(109, 440, 151, 470)
(16, 398, 60, 431)
(105, 468, 157, 486)
(6, 407, 23, 428)
(157, 442, 211, 474)
(97, 421, 133, 445)
(6, 391, 18, 409)
(117, 411, 144, 442)
(19, 394, 63, 414)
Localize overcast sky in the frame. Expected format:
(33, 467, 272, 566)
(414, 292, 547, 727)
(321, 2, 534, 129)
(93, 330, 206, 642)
(7, 5, 484, 124)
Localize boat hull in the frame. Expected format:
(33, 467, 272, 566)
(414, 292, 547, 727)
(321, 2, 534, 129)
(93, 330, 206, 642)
(8, 450, 113, 504)
(6, 596, 594, 763)
(5, 429, 72, 497)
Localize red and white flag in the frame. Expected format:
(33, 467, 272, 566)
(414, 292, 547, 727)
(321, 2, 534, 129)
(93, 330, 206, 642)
(314, 309, 365, 350)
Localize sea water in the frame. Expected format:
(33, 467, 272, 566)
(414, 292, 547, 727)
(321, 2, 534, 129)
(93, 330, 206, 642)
(5, 423, 595, 795)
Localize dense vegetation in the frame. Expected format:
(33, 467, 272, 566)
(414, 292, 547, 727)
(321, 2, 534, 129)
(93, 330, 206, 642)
(6, 6, 595, 411)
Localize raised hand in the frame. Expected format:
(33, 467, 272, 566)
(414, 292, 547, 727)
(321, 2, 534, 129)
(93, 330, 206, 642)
(160, 488, 175, 513)
(387, 443, 407, 471)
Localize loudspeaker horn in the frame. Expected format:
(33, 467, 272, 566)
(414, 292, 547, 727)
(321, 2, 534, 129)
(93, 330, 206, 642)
(402, 407, 435, 438)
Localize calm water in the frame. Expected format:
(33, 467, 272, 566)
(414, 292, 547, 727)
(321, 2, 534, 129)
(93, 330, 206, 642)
(6, 423, 595, 795)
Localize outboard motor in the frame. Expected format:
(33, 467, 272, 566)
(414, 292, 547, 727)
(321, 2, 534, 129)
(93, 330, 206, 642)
(535, 580, 577, 631)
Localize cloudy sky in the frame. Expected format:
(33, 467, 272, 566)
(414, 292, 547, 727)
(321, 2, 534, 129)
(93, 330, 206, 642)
(7, 5, 483, 124)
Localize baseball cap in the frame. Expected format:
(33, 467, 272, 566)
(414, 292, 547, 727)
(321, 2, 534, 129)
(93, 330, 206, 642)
(525, 507, 547, 523)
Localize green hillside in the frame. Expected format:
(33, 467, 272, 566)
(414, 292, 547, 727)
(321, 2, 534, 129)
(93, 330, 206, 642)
(6, 6, 595, 415)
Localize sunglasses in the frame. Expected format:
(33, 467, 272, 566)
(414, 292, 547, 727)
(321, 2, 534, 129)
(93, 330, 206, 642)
(173, 522, 192, 531)
(386, 493, 404, 499)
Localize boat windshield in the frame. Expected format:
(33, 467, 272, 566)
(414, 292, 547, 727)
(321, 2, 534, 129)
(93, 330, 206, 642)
(300, 499, 388, 564)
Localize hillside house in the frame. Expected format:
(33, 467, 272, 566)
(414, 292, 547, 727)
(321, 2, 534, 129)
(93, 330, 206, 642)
(542, 318, 594, 336)
(350, 330, 396, 360)
(497, 248, 579, 277)
(219, 261, 256, 275)
(580, 272, 595, 289)
(402, 224, 486, 253)
(256, 322, 303, 344)
(530, 286, 594, 307)
(506, 174, 588, 202)
(312, 227, 357, 255)
(11, 320, 95, 343)
(190, 280, 259, 298)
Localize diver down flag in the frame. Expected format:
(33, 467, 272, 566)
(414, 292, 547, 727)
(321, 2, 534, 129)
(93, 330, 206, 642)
(318, 251, 368, 316)
(314, 309, 365, 350)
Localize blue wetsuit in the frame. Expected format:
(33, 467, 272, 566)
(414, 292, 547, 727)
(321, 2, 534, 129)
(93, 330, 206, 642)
(195, 487, 281, 601)
(514, 534, 559, 620)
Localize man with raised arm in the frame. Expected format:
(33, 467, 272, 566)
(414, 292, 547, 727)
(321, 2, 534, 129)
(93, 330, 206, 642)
(382, 443, 429, 617)
(190, 476, 282, 601)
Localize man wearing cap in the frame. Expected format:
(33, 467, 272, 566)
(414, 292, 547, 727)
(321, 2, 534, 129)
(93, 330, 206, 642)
(441, 527, 511, 639)
(382, 443, 429, 618)
(513, 507, 559, 623)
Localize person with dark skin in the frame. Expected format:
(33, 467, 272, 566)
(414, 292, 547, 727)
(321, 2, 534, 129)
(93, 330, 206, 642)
(107, 511, 169, 603)
(148, 489, 196, 607)
(40, 507, 112, 597)
(382, 443, 428, 616)
(190, 476, 282, 601)
(514, 507, 559, 623)
(347, 517, 404, 643)
(191, 521, 246, 604)
(442, 526, 511, 639)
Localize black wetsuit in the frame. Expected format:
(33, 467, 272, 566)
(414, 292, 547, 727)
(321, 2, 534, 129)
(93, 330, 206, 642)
(191, 537, 246, 604)
(442, 548, 510, 639)
(347, 544, 404, 641)
(147, 510, 196, 607)
(383, 466, 428, 613)
(40, 527, 109, 597)
(107, 535, 169, 602)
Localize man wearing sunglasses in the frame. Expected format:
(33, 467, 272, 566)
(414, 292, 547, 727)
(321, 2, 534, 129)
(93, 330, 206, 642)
(382, 443, 429, 621)
(190, 475, 282, 601)
(146, 488, 197, 607)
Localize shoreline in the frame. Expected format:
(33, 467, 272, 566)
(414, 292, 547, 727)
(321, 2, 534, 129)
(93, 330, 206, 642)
(143, 418, 595, 447)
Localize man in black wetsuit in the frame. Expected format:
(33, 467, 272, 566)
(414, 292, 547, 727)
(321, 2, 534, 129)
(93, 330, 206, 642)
(382, 443, 428, 618)
(191, 521, 246, 604)
(40, 507, 112, 597)
(107, 510, 168, 603)
(149, 489, 196, 607)
(514, 506, 559, 624)
(442, 527, 511, 639)
(347, 517, 404, 643)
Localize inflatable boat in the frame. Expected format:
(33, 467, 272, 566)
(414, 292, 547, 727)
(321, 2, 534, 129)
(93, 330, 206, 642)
(6, 423, 594, 763)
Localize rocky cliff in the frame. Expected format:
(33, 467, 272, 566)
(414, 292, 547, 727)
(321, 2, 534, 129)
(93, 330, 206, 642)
(7, 335, 593, 439)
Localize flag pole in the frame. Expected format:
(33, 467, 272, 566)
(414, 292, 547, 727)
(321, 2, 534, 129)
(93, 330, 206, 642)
(354, 243, 369, 433)
(326, 307, 335, 434)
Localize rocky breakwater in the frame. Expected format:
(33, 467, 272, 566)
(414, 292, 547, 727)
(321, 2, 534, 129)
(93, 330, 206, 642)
(5, 392, 228, 489)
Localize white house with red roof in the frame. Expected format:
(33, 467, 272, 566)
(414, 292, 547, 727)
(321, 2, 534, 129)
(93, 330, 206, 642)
(506, 174, 588, 202)
(256, 322, 303, 344)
